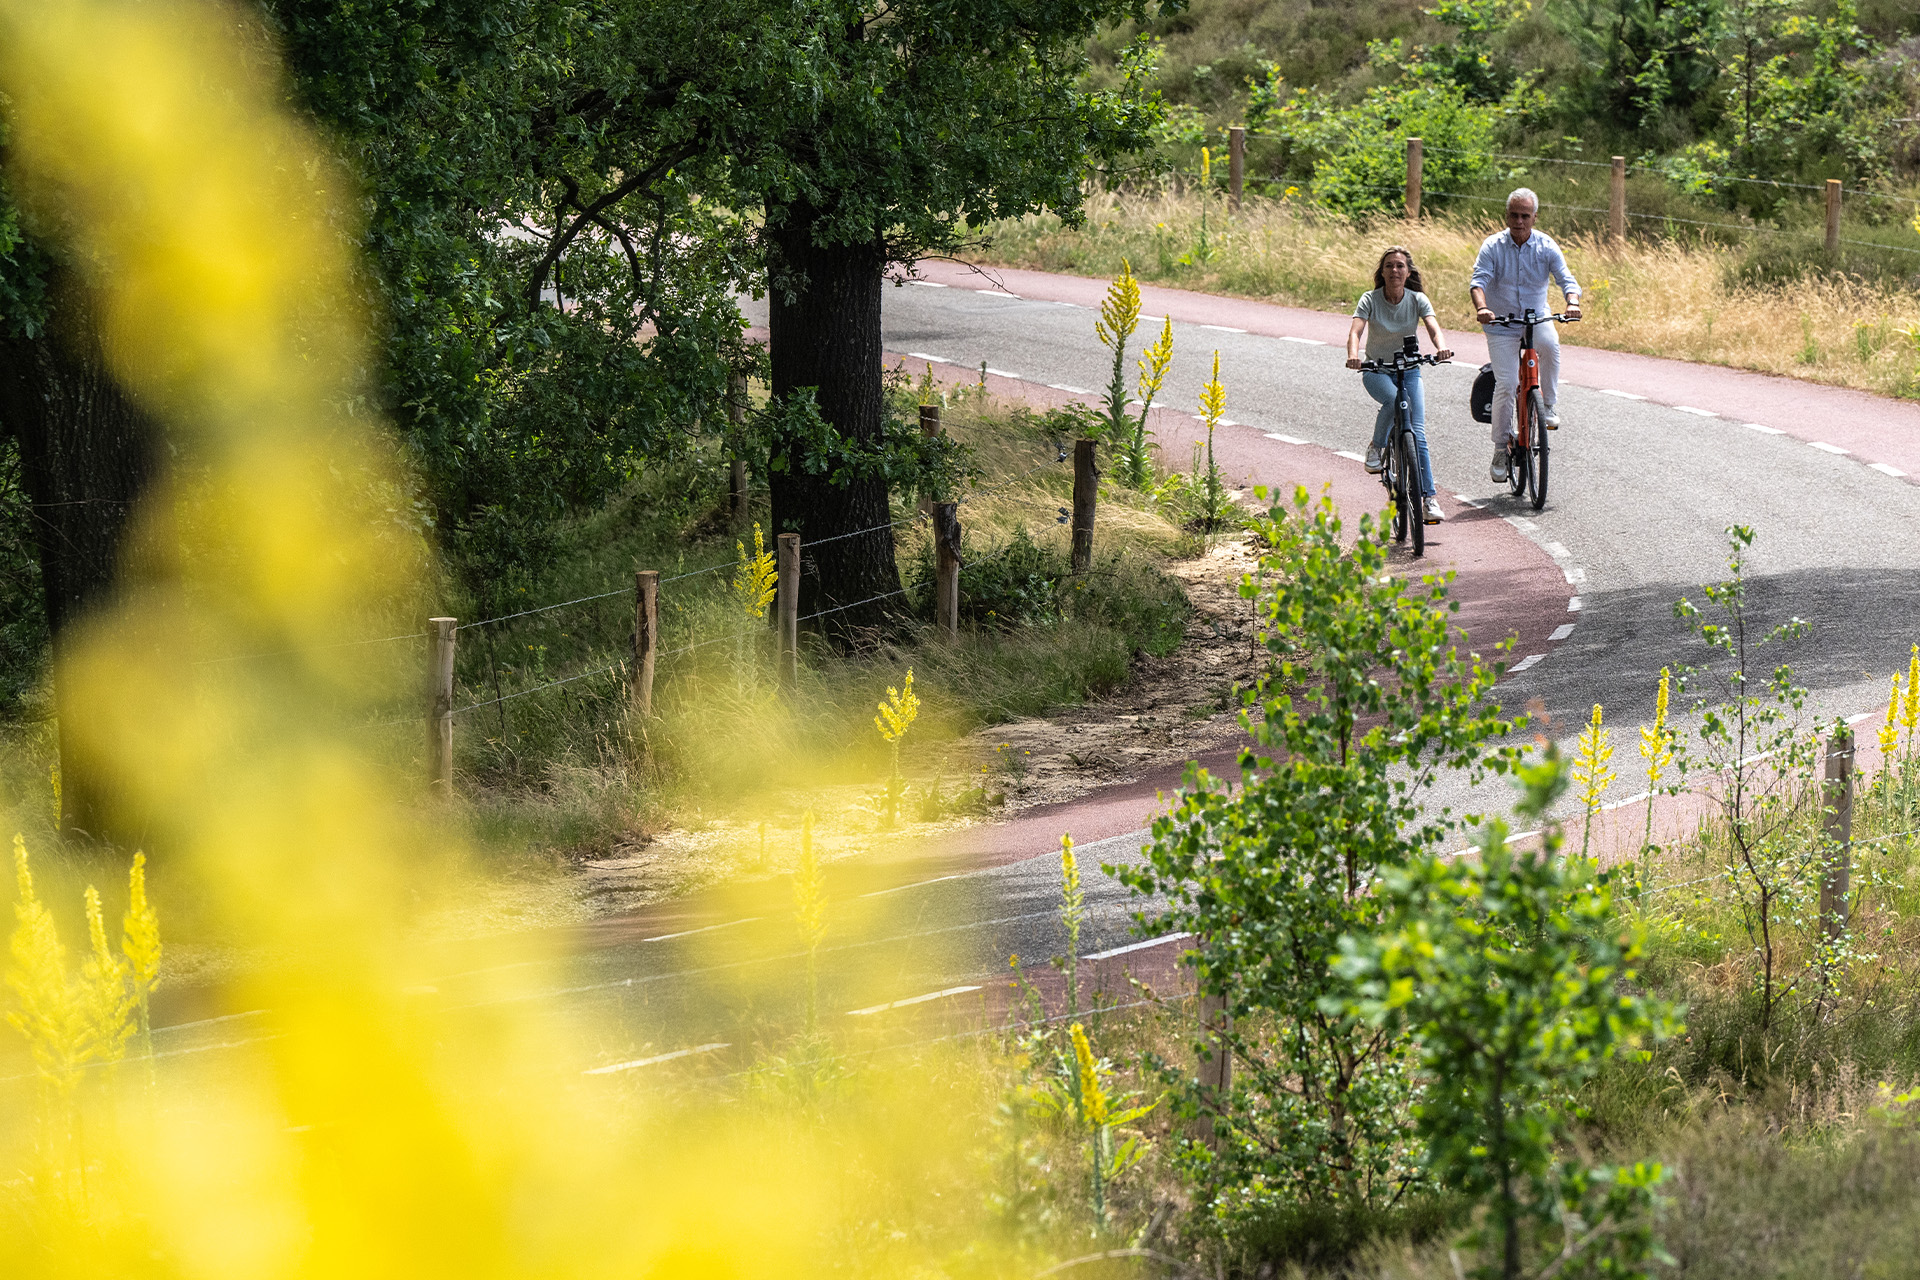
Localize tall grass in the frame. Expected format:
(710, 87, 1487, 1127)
(983, 188, 1920, 400)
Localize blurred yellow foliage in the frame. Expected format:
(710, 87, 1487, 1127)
(0, 4, 1071, 1277)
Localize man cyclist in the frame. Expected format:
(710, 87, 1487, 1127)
(1470, 188, 1582, 484)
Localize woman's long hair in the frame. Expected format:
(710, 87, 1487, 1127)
(1372, 245, 1425, 295)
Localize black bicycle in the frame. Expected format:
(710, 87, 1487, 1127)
(1485, 309, 1578, 512)
(1356, 336, 1450, 558)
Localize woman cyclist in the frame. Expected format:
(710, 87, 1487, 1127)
(1344, 245, 1454, 524)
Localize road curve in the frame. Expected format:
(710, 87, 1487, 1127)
(124, 264, 1920, 1084)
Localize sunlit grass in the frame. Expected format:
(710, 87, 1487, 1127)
(983, 188, 1920, 400)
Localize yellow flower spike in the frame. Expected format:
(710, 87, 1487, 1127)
(1200, 146, 1211, 187)
(5, 835, 88, 1091)
(121, 852, 161, 1051)
(873, 668, 920, 744)
(1069, 1021, 1109, 1127)
(81, 884, 135, 1063)
(1136, 314, 1174, 407)
(1200, 350, 1227, 428)
(1903, 644, 1918, 747)
(1094, 259, 1142, 351)
(1573, 703, 1615, 859)
(1059, 832, 1080, 904)
(1638, 668, 1673, 787)
(730, 522, 778, 620)
(1881, 674, 1901, 760)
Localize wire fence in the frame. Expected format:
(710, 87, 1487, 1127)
(410, 439, 1078, 729)
(1351, 179, 1920, 256)
(1415, 142, 1920, 209)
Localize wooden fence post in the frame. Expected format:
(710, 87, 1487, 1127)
(1610, 156, 1627, 245)
(428, 617, 456, 795)
(632, 570, 658, 718)
(1228, 125, 1245, 211)
(1070, 438, 1097, 575)
(1404, 136, 1422, 220)
(776, 532, 800, 690)
(728, 371, 750, 533)
(1826, 179, 1842, 254)
(1197, 986, 1232, 1152)
(918, 403, 942, 517)
(934, 501, 960, 638)
(1821, 727, 1855, 942)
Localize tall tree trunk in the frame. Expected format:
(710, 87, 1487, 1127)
(766, 213, 902, 643)
(0, 297, 161, 844)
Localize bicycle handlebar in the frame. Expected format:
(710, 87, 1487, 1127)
(1354, 352, 1452, 373)
(1485, 312, 1581, 327)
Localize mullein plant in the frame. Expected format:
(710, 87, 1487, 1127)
(1638, 669, 1675, 876)
(1094, 261, 1142, 446)
(793, 811, 826, 1037)
(123, 852, 161, 1059)
(730, 522, 778, 694)
(1057, 834, 1086, 1022)
(1904, 644, 1919, 764)
(1115, 315, 1173, 490)
(6, 836, 157, 1111)
(1193, 350, 1230, 535)
(1573, 703, 1615, 860)
(1065, 1021, 1153, 1230)
(873, 668, 920, 828)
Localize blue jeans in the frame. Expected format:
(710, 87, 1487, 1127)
(1362, 366, 1435, 497)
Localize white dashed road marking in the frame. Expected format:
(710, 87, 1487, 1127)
(1809, 441, 1850, 455)
(644, 918, 760, 943)
(1598, 389, 1647, 400)
(1265, 432, 1308, 445)
(585, 1044, 729, 1075)
(1279, 336, 1327, 345)
(1673, 405, 1717, 417)
(1083, 932, 1194, 961)
(848, 986, 982, 1016)
(1870, 462, 1907, 477)
(1744, 422, 1785, 435)
(1510, 654, 1545, 672)
(1550, 623, 1576, 641)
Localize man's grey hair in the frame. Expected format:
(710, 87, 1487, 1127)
(1507, 187, 1540, 212)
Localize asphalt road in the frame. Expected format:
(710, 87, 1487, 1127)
(116, 263, 1920, 1087)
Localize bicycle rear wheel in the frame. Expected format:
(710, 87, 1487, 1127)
(1398, 429, 1425, 557)
(1528, 389, 1549, 510)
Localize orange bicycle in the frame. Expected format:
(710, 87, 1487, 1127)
(1488, 309, 1578, 511)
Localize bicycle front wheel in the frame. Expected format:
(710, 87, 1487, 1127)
(1528, 389, 1550, 510)
(1389, 445, 1409, 543)
(1399, 430, 1425, 557)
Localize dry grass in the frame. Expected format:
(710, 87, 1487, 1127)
(981, 190, 1920, 400)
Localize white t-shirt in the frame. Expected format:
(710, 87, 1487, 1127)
(1353, 288, 1434, 360)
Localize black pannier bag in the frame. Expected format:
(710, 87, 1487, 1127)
(1470, 363, 1496, 424)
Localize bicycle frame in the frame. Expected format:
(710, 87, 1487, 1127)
(1356, 341, 1448, 551)
(1489, 309, 1578, 445)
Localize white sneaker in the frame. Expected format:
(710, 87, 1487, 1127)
(1543, 405, 1561, 430)
(1423, 496, 1444, 524)
(1489, 449, 1510, 483)
(1364, 444, 1386, 473)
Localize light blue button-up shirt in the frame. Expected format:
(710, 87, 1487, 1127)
(1469, 229, 1581, 319)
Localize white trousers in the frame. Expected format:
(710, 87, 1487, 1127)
(1483, 321, 1560, 445)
